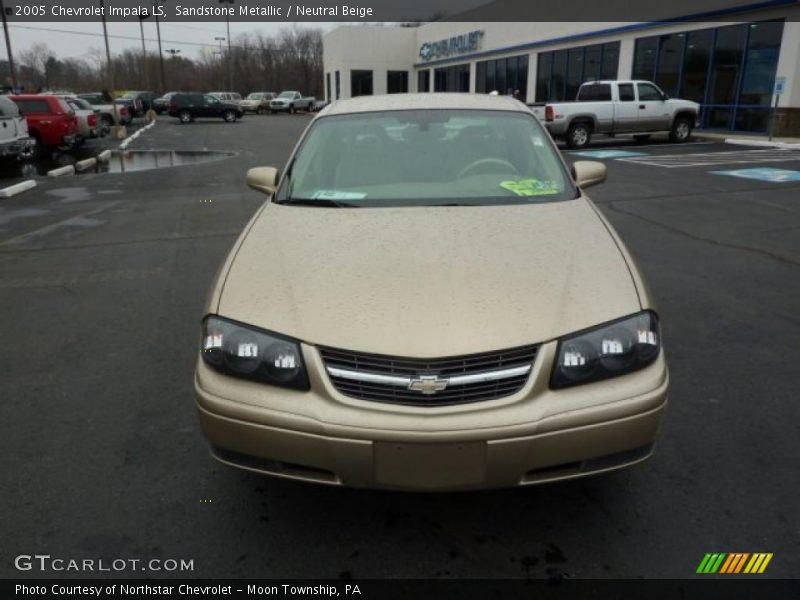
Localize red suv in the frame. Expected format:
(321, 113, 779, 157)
(10, 94, 79, 158)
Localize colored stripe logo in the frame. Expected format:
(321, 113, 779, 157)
(696, 553, 773, 574)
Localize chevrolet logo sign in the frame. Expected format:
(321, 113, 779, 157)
(408, 375, 448, 394)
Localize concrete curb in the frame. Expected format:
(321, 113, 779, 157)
(75, 157, 98, 172)
(723, 138, 800, 150)
(0, 179, 37, 198)
(47, 165, 75, 177)
(97, 150, 112, 162)
(119, 119, 156, 151)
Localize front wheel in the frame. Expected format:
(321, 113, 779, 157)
(223, 110, 236, 123)
(256, 106, 263, 115)
(289, 104, 295, 114)
(566, 122, 592, 149)
(669, 117, 693, 143)
(179, 111, 193, 124)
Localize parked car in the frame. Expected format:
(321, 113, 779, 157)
(0, 95, 34, 162)
(269, 91, 315, 114)
(10, 94, 78, 158)
(78, 93, 131, 125)
(167, 93, 244, 123)
(240, 92, 275, 114)
(152, 92, 181, 114)
(209, 92, 243, 105)
(61, 96, 102, 141)
(543, 80, 700, 148)
(194, 94, 668, 491)
(116, 91, 157, 116)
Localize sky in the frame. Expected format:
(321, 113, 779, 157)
(4, 20, 339, 62)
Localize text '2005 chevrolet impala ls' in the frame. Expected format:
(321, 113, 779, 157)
(194, 93, 668, 491)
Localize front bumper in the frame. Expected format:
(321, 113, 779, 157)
(195, 340, 668, 491)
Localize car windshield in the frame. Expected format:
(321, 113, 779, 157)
(276, 109, 577, 207)
(247, 93, 262, 99)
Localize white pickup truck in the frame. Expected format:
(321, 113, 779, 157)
(542, 80, 700, 149)
(269, 91, 316, 114)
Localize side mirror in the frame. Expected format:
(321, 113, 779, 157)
(571, 160, 607, 189)
(246, 166, 280, 195)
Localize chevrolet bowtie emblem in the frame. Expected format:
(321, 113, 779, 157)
(408, 375, 448, 394)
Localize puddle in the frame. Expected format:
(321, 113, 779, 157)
(0, 149, 235, 182)
(100, 150, 235, 173)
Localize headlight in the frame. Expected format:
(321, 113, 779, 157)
(550, 311, 661, 389)
(200, 316, 309, 390)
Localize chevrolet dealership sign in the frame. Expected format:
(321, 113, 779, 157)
(419, 30, 484, 62)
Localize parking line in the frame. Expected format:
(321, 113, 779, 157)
(563, 141, 714, 153)
(616, 149, 800, 168)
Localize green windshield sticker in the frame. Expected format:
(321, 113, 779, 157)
(500, 179, 560, 197)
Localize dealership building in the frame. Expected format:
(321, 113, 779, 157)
(322, 3, 800, 135)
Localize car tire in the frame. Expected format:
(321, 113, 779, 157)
(633, 134, 651, 143)
(566, 122, 592, 149)
(179, 111, 193, 124)
(223, 110, 237, 123)
(289, 104, 295, 114)
(256, 107, 263, 115)
(669, 117, 693, 143)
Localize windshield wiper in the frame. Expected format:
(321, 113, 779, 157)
(277, 198, 357, 208)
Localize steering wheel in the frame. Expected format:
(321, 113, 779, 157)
(458, 158, 519, 179)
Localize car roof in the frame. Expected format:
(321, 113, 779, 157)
(320, 93, 529, 117)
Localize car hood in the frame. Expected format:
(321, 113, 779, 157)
(217, 198, 641, 357)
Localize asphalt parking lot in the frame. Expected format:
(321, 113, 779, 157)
(1, 114, 798, 579)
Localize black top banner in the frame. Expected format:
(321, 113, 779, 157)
(3, 0, 799, 22)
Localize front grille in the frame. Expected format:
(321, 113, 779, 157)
(319, 344, 538, 407)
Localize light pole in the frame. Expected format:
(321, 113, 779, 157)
(138, 15, 148, 89)
(0, 0, 17, 90)
(154, 1, 166, 93)
(219, 0, 234, 91)
(165, 47, 180, 85)
(99, 0, 114, 93)
(214, 37, 226, 90)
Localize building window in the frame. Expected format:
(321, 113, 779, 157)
(740, 21, 783, 106)
(535, 52, 552, 103)
(600, 42, 619, 79)
(387, 71, 409, 94)
(476, 54, 528, 99)
(656, 34, 685, 97)
(417, 69, 430, 92)
(434, 64, 469, 92)
(351, 70, 373, 97)
(535, 42, 619, 102)
(632, 37, 658, 80)
(681, 29, 714, 103)
(335, 71, 340, 99)
(632, 20, 783, 132)
(326, 73, 331, 102)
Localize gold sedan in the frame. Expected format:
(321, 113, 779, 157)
(195, 93, 668, 491)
